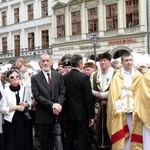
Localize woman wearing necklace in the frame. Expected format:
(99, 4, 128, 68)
(0, 69, 33, 150)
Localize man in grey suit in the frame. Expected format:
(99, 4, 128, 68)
(31, 53, 65, 150)
(63, 54, 95, 150)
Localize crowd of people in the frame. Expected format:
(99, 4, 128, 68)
(0, 51, 150, 150)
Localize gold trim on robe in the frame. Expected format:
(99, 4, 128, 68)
(107, 68, 143, 150)
(136, 69, 150, 130)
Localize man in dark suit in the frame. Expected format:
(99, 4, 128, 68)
(31, 53, 65, 150)
(63, 54, 95, 150)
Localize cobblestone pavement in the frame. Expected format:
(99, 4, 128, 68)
(33, 130, 40, 150)
(32, 134, 98, 150)
(32, 128, 98, 150)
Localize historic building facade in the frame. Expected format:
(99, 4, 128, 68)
(0, 0, 148, 65)
(147, 0, 150, 54)
(52, 0, 147, 62)
(0, 0, 52, 65)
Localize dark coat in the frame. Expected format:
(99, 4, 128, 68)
(31, 70, 66, 124)
(63, 69, 94, 121)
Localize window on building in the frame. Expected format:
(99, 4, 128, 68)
(42, 30, 49, 48)
(14, 8, 19, 23)
(71, 11, 81, 35)
(2, 11, 6, 26)
(14, 35, 20, 57)
(126, 0, 139, 27)
(57, 14, 65, 37)
(88, 8, 98, 33)
(2, 37, 7, 54)
(41, 0, 48, 17)
(106, 4, 118, 30)
(28, 4, 33, 20)
(28, 32, 34, 50)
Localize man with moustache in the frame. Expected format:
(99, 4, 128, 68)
(31, 53, 65, 150)
(91, 52, 116, 150)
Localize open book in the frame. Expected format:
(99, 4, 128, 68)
(114, 94, 135, 113)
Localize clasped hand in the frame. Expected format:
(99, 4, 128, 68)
(15, 105, 25, 112)
(16, 102, 28, 112)
(97, 92, 102, 100)
(52, 103, 62, 115)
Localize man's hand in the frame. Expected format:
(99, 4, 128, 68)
(89, 118, 94, 127)
(141, 68, 148, 74)
(96, 92, 102, 100)
(52, 103, 62, 115)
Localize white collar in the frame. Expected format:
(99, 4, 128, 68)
(122, 67, 135, 76)
(42, 70, 51, 76)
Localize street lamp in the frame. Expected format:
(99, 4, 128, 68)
(91, 33, 98, 63)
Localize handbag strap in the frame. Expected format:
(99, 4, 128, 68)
(22, 86, 26, 102)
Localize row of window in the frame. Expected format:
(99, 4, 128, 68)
(1, 0, 48, 26)
(56, 0, 139, 37)
(1, 30, 49, 56)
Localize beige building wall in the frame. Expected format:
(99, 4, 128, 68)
(0, 0, 52, 64)
(52, 0, 147, 63)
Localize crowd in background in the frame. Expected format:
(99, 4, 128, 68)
(0, 51, 150, 150)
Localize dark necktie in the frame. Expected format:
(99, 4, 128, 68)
(47, 73, 52, 89)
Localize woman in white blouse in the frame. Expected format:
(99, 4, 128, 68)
(0, 69, 33, 150)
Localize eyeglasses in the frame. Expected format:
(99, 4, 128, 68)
(9, 75, 20, 79)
